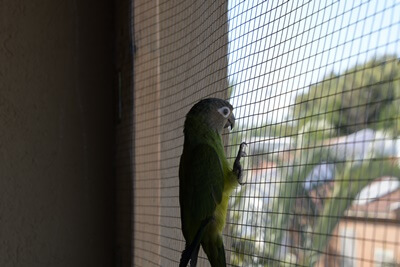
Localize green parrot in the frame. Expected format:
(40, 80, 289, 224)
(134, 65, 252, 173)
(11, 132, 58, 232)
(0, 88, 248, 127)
(179, 98, 246, 267)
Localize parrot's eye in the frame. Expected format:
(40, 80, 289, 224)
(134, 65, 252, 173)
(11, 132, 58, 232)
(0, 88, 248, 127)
(218, 107, 231, 118)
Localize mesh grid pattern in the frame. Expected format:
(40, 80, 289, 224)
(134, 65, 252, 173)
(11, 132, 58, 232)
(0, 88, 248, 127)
(132, 0, 400, 266)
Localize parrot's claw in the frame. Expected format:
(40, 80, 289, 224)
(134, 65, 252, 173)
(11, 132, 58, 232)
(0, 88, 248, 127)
(233, 142, 247, 185)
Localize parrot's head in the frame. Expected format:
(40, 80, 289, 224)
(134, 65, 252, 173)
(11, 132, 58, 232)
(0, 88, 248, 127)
(185, 98, 235, 134)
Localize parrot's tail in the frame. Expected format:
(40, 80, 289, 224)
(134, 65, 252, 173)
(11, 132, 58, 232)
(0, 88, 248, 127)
(180, 244, 200, 267)
(179, 217, 212, 267)
(203, 237, 226, 267)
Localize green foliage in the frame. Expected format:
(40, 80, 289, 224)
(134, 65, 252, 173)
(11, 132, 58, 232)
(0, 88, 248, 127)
(228, 54, 400, 266)
(293, 55, 400, 136)
(264, 147, 335, 264)
(265, 148, 400, 266)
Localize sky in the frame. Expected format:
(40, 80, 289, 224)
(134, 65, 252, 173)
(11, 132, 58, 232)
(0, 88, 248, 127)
(227, 0, 400, 128)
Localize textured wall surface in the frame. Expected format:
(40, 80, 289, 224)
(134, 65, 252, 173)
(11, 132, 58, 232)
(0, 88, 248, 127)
(0, 1, 115, 266)
(133, 0, 229, 265)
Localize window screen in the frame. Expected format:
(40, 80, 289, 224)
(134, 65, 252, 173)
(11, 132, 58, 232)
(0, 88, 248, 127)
(132, 0, 400, 266)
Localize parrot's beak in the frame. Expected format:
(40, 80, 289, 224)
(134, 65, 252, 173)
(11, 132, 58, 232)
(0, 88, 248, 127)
(225, 113, 235, 130)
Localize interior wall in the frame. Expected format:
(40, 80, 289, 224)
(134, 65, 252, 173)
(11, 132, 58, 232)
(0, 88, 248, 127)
(132, 0, 229, 265)
(0, 1, 115, 266)
(114, 0, 134, 265)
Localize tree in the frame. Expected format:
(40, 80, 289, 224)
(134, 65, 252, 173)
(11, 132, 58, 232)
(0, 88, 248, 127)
(293, 55, 400, 136)
(229, 54, 400, 266)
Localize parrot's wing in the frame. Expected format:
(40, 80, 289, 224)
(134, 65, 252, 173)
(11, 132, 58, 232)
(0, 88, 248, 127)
(185, 144, 224, 222)
(179, 143, 226, 267)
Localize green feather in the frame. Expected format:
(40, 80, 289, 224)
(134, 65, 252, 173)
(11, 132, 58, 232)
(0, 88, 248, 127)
(179, 98, 240, 267)
(179, 143, 224, 242)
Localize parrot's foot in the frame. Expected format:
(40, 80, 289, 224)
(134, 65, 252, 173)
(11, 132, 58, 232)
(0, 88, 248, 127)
(233, 142, 247, 185)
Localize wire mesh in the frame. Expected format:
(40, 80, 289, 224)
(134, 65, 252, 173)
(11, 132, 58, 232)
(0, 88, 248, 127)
(132, 0, 400, 266)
